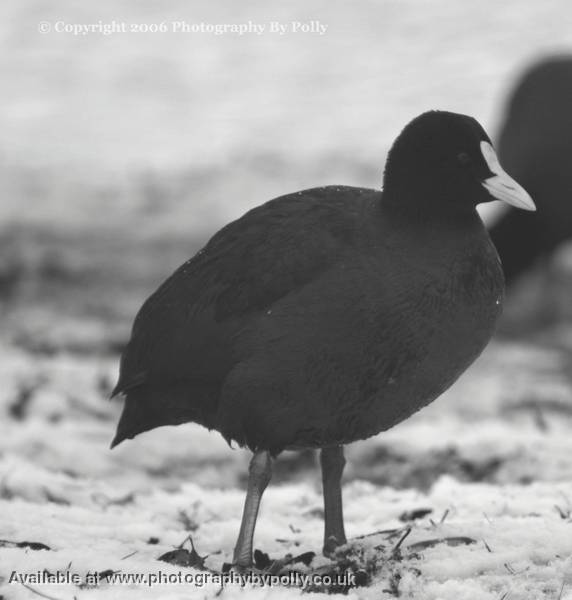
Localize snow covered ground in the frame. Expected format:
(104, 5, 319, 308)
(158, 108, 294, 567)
(2, 1, 572, 598)
(1, 335, 572, 600)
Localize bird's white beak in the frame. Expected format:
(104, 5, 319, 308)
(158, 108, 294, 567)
(480, 141, 536, 211)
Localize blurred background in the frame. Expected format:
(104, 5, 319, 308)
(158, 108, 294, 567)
(2, 0, 572, 532)
(2, 0, 572, 350)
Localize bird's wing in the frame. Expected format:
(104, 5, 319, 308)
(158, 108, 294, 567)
(113, 187, 371, 396)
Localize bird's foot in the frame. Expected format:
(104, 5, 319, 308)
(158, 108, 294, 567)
(226, 548, 315, 574)
(323, 534, 347, 558)
(227, 547, 271, 572)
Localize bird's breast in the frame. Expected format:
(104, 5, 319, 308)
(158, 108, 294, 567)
(224, 233, 504, 450)
(353, 238, 504, 434)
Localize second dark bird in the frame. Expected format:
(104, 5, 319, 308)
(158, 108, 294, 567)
(490, 55, 572, 286)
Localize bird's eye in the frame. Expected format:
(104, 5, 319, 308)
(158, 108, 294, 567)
(457, 152, 471, 166)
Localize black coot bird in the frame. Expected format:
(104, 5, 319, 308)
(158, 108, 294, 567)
(111, 111, 534, 567)
(490, 55, 572, 285)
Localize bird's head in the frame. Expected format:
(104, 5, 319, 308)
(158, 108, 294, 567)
(383, 110, 536, 217)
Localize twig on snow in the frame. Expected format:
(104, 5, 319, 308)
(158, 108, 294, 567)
(392, 527, 412, 557)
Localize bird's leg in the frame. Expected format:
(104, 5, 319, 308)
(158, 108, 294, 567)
(320, 445, 347, 556)
(233, 450, 272, 568)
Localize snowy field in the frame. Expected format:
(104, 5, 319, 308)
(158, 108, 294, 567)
(2, 334, 572, 599)
(2, 1, 572, 598)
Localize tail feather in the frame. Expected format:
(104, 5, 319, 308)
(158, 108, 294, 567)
(111, 382, 221, 448)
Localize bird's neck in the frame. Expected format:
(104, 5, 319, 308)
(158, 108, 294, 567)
(378, 190, 482, 232)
